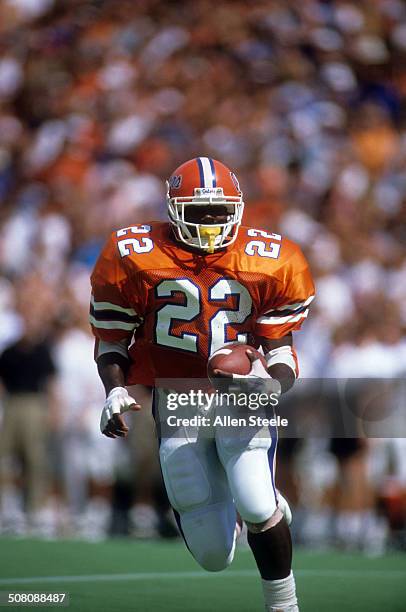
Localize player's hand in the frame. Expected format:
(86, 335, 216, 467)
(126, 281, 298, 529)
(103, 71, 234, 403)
(214, 350, 281, 396)
(100, 386, 141, 438)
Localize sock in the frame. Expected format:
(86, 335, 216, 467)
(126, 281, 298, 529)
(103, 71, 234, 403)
(247, 516, 292, 580)
(262, 571, 298, 612)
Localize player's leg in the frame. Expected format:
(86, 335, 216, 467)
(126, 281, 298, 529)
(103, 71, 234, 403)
(216, 428, 298, 611)
(158, 432, 237, 571)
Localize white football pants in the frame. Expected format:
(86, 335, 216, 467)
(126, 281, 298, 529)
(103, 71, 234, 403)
(155, 392, 278, 571)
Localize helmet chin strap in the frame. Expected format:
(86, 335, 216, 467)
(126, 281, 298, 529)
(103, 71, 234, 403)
(200, 226, 221, 253)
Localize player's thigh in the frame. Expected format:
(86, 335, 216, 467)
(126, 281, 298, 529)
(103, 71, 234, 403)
(159, 433, 230, 511)
(216, 424, 278, 524)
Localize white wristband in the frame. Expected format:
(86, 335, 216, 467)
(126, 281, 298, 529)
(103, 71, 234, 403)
(265, 346, 297, 378)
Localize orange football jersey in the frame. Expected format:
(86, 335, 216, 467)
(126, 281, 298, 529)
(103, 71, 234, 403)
(90, 222, 315, 385)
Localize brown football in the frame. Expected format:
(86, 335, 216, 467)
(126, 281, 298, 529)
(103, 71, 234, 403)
(207, 342, 267, 380)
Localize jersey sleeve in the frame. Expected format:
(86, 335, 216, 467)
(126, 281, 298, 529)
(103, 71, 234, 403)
(254, 245, 315, 340)
(90, 233, 143, 343)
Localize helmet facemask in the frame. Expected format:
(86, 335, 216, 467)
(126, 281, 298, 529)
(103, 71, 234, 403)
(167, 186, 244, 253)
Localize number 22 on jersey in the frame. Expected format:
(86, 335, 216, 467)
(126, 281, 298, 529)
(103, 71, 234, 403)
(155, 278, 252, 355)
(116, 225, 281, 355)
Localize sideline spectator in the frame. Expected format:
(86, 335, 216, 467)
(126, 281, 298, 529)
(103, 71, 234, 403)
(0, 311, 57, 535)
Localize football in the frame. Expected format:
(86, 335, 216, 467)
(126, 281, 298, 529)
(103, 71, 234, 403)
(207, 342, 267, 380)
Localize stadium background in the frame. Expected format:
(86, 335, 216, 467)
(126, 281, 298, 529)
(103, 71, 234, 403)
(0, 1, 405, 610)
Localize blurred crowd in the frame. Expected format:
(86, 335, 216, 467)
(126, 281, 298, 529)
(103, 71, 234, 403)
(0, 0, 405, 547)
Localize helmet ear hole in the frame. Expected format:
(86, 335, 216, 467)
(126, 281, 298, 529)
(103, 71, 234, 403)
(167, 158, 243, 252)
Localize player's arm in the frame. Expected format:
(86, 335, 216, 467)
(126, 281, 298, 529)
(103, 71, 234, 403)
(253, 243, 315, 393)
(96, 340, 131, 395)
(89, 232, 143, 438)
(96, 341, 141, 439)
(257, 332, 297, 394)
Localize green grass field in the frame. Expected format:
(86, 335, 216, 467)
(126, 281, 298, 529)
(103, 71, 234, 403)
(0, 538, 405, 611)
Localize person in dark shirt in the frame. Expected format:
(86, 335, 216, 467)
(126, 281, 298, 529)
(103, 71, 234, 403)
(0, 324, 57, 530)
(0, 340, 56, 394)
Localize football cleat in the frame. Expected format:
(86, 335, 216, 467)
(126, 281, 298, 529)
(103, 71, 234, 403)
(167, 157, 244, 252)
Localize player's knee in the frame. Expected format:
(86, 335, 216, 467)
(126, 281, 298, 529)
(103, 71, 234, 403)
(180, 503, 236, 571)
(238, 500, 276, 527)
(183, 517, 235, 571)
(246, 507, 283, 533)
(193, 542, 234, 572)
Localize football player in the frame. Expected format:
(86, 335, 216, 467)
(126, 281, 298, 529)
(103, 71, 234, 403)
(90, 158, 315, 611)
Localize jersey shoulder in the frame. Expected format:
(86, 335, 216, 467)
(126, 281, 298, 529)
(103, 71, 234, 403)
(100, 221, 177, 273)
(109, 221, 169, 248)
(233, 224, 309, 275)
